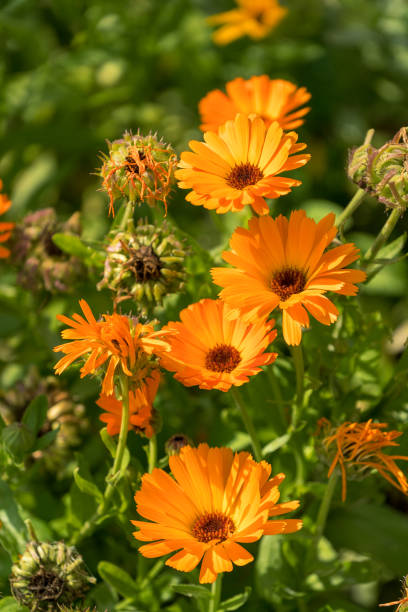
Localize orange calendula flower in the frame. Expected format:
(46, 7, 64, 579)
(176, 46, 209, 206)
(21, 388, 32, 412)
(97, 370, 160, 437)
(54, 300, 169, 396)
(207, 0, 287, 46)
(318, 418, 408, 502)
(211, 210, 367, 345)
(158, 298, 277, 391)
(177, 114, 309, 215)
(132, 443, 302, 584)
(199, 76, 311, 133)
(0, 179, 14, 259)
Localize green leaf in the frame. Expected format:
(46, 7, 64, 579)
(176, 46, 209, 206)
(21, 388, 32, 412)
(262, 433, 291, 456)
(73, 467, 104, 504)
(171, 584, 211, 599)
(1, 423, 35, 459)
(255, 536, 303, 604)
(326, 502, 408, 576)
(100, 426, 117, 458)
(0, 413, 5, 433)
(377, 232, 407, 259)
(21, 394, 48, 436)
(52, 233, 104, 266)
(98, 560, 139, 600)
(0, 597, 29, 611)
(34, 426, 60, 451)
(218, 586, 252, 610)
(0, 480, 27, 559)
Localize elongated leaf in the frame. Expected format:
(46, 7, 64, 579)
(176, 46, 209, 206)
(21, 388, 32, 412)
(100, 427, 117, 458)
(0, 480, 27, 559)
(34, 426, 60, 451)
(262, 434, 290, 456)
(22, 394, 48, 435)
(2, 423, 35, 459)
(377, 232, 407, 259)
(52, 233, 104, 266)
(98, 560, 139, 600)
(73, 467, 104, 503)
(172, 584, 211, 599)
(218, 587, 252, 610)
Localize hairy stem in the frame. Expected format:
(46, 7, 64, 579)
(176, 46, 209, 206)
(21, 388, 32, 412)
(231, 387, 262, 461)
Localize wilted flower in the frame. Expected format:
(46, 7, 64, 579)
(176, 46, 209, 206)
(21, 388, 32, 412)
(0, 370, 87, 472)
(165, 433, 192, 456)
(96, 369, 160, 437)
(199, 76, 311, 133)
(132, 444, 302, 583)
(177, 114, 309, 215)
(212, 210, 366, 345)
(10, 539, 96, 610)
(317, 418, 408, 501)
(54, 300, 170, 396)
(348, 127, 408, 209)
(379, 575, 408, 611)
(0, 178, 13, 258)
(158, 298, 277, 391)
(207, 0, 287, 46)
(98, 219, 187, 311)
(10, 208, 84, 293)
(99, 130, 177, 216)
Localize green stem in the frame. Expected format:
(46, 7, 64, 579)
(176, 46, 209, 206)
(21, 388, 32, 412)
(148, 434, 157, 473)
(209, 574, 223, 612)
(70, 375, 130, 545)
(363, 206, 404, 265)
(290, 345, 304, 430)
(336, 187, 366, 229)
(119, 200, 134, 231)
(306, 472, 338, 570)
(139, 558, 165, 590)
(266, 366, 288, 432)
(231, 388, 262, 461)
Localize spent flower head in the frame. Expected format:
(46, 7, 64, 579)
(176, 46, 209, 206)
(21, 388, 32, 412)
(317, 418, 408, 501)
(11, 208, 84, 293)
(98, 218, 187, 311)
(99, 130, 177, 216)
(348, 127, 408, 209)
(10, 539, 95, 610)
(133, 443, 302, 583)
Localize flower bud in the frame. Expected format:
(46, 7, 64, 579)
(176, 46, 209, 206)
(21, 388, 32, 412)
(99, 130, 177, 216)
(165, 433, 192, 456)
(98, 218, 188, 312)
(347, 143, 375, 190)
(10, 540, 96, 610)
(10, 208, 85, 293)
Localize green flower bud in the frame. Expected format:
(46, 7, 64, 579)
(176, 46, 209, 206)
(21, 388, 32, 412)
(99, 130, 177, 216)
(347, 143, 375, 189)
(98, 219, 188, 312)
(367, 127, 408, 209)
(10, 540, 96, 610)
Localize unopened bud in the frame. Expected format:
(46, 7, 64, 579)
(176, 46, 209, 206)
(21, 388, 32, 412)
(165, 433, 192, 456)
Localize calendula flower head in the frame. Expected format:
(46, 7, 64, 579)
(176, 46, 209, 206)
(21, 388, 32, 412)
(207, 0, 287, 46)
(165, 433, 193, 456)
(380, 575, 408, 611)
(177, 113, 310, 215)
(199, 76, 311, 133)
(97, 369, 161, 437)
(99, 130, 177, 216)
(0, 369, 88, 473)
(133, 443, 302, 584)
(212, 210, 367, 345)
(97, 219, 187, 311)
(0, 178, 13, 258)
(317, 418, 408, 502)
(11, 208, 84, 293)
(158, 298, 277, 391)
(53, 299, 170, 396)
(10, 539, 96, 610)
(349, 127, 408, 209)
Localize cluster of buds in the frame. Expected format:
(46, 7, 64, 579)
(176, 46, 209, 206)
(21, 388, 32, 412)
(0, 369, 88, 472)
(10, 539, 96, 610)
(10, 208, 85, 293)
(98, 219, 187, 311)
(99, 130, 177, 216)
(348, 127, 408, 209)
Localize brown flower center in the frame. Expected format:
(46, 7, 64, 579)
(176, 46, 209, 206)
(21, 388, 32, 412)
(124, 245, 162, 282)
(28, 569, 65, 601)
(192, 512, 235, 543)
(270, 267, 307, 301)
(205, 344, 241, 373)
(226, 163, 264, 190)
